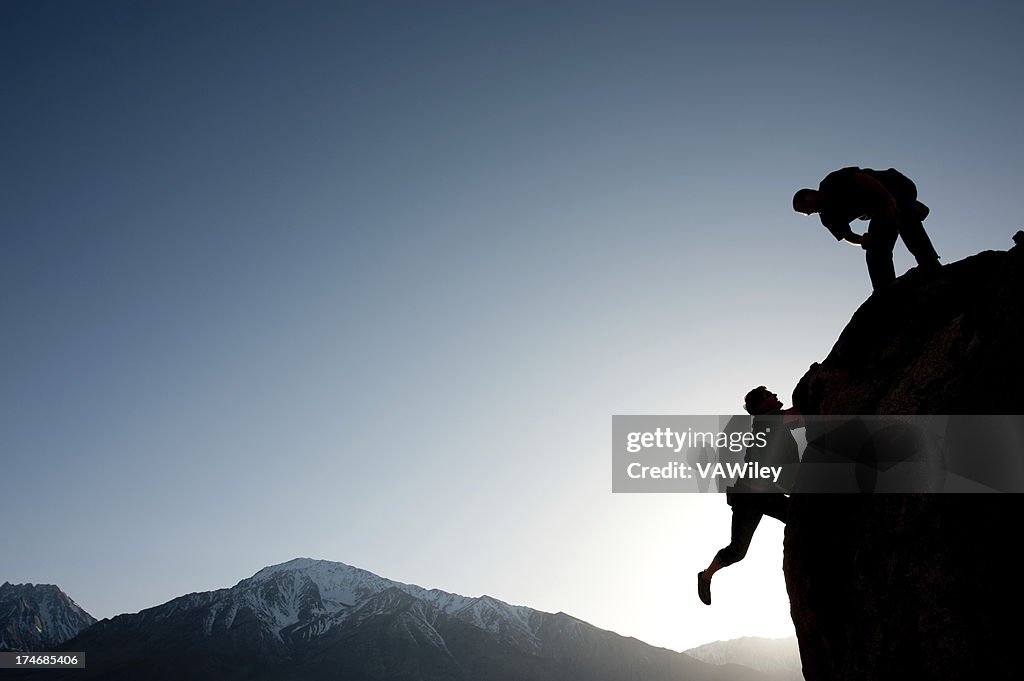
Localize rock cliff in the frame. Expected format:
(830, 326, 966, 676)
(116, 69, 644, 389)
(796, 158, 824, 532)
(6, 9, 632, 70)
(786, 238, 1024, 680)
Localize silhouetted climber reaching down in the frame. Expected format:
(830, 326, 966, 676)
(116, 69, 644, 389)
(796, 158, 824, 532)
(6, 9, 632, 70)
(793, 167, 940, 290)
(697, 386, 802, 606)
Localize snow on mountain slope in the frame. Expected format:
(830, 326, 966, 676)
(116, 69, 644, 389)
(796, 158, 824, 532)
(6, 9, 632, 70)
(133, 557, 541, 646)
(451, 594, 542, 650)
(0, 582, 97, 651)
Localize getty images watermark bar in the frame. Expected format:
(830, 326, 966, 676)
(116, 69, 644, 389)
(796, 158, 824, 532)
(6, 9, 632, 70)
(612, 415, 1024, 493)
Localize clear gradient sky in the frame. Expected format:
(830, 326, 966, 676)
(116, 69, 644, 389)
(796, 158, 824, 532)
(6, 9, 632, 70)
(2, 0, 1022, 652)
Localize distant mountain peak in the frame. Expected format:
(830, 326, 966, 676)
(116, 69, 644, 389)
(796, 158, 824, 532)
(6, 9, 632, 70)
(248, 556, 350, 579)
(0, 582, 96, 652)
(685, 636, 801, 677)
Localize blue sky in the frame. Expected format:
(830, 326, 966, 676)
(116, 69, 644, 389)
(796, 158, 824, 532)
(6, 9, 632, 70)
(2, 0, 1022, 651)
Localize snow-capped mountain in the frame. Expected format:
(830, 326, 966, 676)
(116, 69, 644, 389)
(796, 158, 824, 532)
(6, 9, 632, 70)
(0, 582, 96, 651)
(685, 636, 803, 680)
(52, 557, 774, 681)
(139, 557, 536, 648)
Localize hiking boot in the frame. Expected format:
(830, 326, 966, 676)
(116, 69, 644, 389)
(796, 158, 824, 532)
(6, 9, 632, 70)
(697, 571, 712, 606)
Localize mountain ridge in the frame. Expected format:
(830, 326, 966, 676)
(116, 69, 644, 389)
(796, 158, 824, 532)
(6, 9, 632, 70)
(0, 582, 96, 652)
(28, 557, 773, 681)
(685, 636, 802, 679)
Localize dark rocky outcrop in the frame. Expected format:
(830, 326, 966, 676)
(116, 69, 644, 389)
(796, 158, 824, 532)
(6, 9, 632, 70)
(785, 241, 1024, 681)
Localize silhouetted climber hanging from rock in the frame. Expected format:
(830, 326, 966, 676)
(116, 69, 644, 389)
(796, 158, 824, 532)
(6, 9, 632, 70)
(697, 386, 802, 606)
(793, 167, 940, 290)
